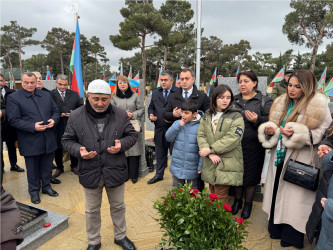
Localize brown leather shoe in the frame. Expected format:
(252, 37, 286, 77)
(53, 169, 64, 178)
(71, 167, 79, 175)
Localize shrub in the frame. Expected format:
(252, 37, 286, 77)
(154, 184, 249, 249)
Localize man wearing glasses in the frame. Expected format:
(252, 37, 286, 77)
(147, 70, 177, 184)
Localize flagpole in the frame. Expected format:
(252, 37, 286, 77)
(195, 0, 202, 89)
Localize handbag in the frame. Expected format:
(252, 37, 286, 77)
(283, 135, 320, 191)
(130, 119, 142, 132)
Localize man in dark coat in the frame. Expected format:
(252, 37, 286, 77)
(7, 72, 60, 204)
(163, 68, 210, 191)
(33, 71, 51, 93)
(164, 68, 210, 123)
(0, 74, 24, 173)
(62, 80, 137, 250)
(50, 74, 83, 178)
(147, 70, 177, 184)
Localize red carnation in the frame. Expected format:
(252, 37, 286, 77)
(209, 193, 219, 202)
(171, 192, 176, 200)
(189, 188, 199, 194)
(223, 203, 232, 212)
(217, 205, 221, 209)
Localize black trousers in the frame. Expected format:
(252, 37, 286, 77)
(268, 162, 304, 248)
(1, 138, 18, 169)
(127, 156, 140, 180)
(24, 152, 54, 196)
(155, 144, 169, 178)
(55, 148, 78, 170)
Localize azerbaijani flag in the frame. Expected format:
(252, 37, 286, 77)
(70, 19, 85, 98)
(129, 79, 140, 95)
(133, 72, 139, 80)
(45, 69, 52, 80)
(102, 71, 106, 79)
(109, 79, 116, 93)
(156, 67, 162, 88)
(317, 67, 327, 92)
(206, 68, 217, 94)
(269, 68, 284, 88)
(10, 75, 14, 89)
(235, 66, 239, 77)
(128, 65, 132, 79)
(110, 73, 116, 80)
(175, 74, 178, 83)
(324, 77, 333, 97)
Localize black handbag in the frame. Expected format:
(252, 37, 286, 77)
(283, 136, 320, 191)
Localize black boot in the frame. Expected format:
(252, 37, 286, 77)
(231, 199, 243, 215)
(241, 202, 253, 220)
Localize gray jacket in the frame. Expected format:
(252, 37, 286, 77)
(111, 93, 144, 157)
(62, 105, 138, 188)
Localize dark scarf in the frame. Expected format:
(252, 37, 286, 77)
(116, 88, 133, 99)
(86, 99, 112, 118)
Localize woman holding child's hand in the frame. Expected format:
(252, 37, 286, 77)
(197, 85, 244, 203)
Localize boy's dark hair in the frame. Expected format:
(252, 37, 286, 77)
(209, 84, 234, 115)
(181, 99, 198, 113)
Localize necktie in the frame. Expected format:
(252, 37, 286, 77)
(61, 92, 65, 101)
(184, 91, 188, 100)
(164, 90, 168, 103)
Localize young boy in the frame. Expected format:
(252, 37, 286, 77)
(165, 100, 202, 189)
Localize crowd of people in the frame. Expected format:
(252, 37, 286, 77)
(1, 67, 333, 249)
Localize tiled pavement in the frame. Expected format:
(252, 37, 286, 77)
(2, 129, 316, 250)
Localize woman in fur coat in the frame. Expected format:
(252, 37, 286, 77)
(258, 69, 332, 249)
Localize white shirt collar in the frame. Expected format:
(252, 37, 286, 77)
(182, 87, 193, 98)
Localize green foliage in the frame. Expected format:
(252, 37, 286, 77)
(154, 184, 249, 250)
(282, 0, 333, 71)
(1, 20, 39, 75)
(110, 1, 172, 87)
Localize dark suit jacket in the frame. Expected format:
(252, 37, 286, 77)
(163, 85, 210, 123)
(50, 89, 83, 147)
(148, 86, 177, 147)
(1, 86, 17, 142)
(7, 88, 60, 156)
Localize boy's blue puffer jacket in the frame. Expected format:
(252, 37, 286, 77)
(165, 114, 202, 180)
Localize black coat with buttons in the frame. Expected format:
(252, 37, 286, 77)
(233, 91, 273, 186)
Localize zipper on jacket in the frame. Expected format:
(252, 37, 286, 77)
(219, 118, 225, 132)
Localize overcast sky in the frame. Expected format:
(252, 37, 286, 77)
(0, 0, 329, 72)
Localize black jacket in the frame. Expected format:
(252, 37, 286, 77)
(1, 86, 17, 142)
(50, 89, 83, 147)
(62, 105, 138, 189)
(148, 86, 177, 147)
(234, 91, 273, 186)
(306, 135, 333, 244)
(163, 85, 210, 123)
(7, 88, 60, 156)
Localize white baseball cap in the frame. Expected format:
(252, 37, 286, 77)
(87, 79, 111, 95)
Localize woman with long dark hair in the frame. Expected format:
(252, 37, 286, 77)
(258, 69, 332, 248)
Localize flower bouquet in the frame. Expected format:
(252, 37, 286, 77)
(154, 184, 249, 249)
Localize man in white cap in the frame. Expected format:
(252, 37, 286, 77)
(62, 79, 137, 250)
